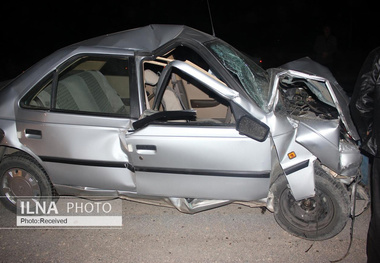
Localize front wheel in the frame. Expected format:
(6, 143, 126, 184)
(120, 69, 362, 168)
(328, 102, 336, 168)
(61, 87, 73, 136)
(272, 165, 350, 241)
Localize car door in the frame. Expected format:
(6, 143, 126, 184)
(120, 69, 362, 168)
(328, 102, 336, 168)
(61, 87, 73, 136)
(125, 61, 272, 201)
(16, 55, 137, 193)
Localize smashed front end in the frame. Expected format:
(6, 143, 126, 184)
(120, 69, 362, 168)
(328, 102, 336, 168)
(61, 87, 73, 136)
(271, 58, 361, 178)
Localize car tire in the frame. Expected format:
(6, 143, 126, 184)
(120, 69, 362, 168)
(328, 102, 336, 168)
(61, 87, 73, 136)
(0, 153, 54, 213)
(272, 164, 350, 241)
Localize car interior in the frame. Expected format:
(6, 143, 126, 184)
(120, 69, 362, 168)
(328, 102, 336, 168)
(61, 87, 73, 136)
(143, 46, 235, 125)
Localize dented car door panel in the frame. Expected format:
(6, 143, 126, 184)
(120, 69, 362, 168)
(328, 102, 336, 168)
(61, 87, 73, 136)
(126, 125, 272, 200)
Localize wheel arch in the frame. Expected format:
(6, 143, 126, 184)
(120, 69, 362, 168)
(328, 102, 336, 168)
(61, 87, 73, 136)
(0, 146, 57, 195)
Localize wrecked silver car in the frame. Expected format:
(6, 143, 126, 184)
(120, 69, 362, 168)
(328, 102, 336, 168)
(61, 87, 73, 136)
(0, 25, 362, 240)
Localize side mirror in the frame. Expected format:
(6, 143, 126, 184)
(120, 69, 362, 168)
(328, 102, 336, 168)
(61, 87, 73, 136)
(237, 116, 269, 142)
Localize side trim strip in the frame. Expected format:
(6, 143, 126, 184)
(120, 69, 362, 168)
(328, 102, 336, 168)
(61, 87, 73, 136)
(284, 160, 310, 175)
(39, 156, 128, 168)
(134, 166, 270, 178)
(39, 156, 271, 178)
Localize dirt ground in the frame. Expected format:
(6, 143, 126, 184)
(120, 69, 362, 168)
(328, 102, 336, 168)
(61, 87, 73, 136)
(0, 197, 370, 263)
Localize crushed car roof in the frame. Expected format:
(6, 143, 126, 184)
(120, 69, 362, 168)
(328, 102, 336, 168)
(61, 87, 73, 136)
(71, 24, 215, 52)
(3, 25, 215, 95)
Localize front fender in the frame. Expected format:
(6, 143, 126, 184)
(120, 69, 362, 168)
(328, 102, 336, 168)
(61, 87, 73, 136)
(296, 118, 361, 176)
(272, 128, 317, 201)
(283, 157, 316, 200)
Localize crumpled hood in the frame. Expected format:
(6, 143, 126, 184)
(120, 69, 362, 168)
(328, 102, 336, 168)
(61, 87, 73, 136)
(280, 57, 359, 141)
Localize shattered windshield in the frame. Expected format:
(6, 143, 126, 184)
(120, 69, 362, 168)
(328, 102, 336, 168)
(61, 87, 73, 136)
(207, 41, 270, 111)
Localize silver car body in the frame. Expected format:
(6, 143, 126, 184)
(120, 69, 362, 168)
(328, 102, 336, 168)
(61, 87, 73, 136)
(0, 25, 361, 213)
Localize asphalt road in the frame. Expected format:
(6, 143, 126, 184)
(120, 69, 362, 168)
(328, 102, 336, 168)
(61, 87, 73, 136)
(0, 198, 370, 263)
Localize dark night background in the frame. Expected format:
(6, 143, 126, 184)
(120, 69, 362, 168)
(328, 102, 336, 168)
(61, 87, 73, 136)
(1, 0, 379, 94)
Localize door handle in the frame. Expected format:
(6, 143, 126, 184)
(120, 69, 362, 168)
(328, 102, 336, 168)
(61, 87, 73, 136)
(136, 145, 157, 155)
(25, 129, 42, 139)
(190, 99, 220, 108)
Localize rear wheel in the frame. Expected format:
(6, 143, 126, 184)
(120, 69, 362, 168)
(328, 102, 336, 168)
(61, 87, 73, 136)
(272, 165, 350, 240)
(0, 153, 54, 213)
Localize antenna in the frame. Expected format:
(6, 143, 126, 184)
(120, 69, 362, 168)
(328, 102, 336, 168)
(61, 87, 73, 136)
(207, 0, 216, 36)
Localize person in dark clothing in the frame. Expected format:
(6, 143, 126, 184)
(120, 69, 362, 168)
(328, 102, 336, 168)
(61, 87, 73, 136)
(349, 47, 380, 263)
(314, 25, 337, 71)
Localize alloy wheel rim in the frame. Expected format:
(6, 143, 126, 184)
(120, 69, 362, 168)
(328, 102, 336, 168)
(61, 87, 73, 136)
(1, 168, 41, 205)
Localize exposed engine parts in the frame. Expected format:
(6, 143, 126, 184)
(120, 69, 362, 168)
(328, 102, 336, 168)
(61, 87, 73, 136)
(279, 85, 339, 120)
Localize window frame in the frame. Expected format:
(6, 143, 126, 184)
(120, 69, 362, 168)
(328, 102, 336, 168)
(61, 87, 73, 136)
(21, 54, 134, 119)
(147, 61, 236, 126)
